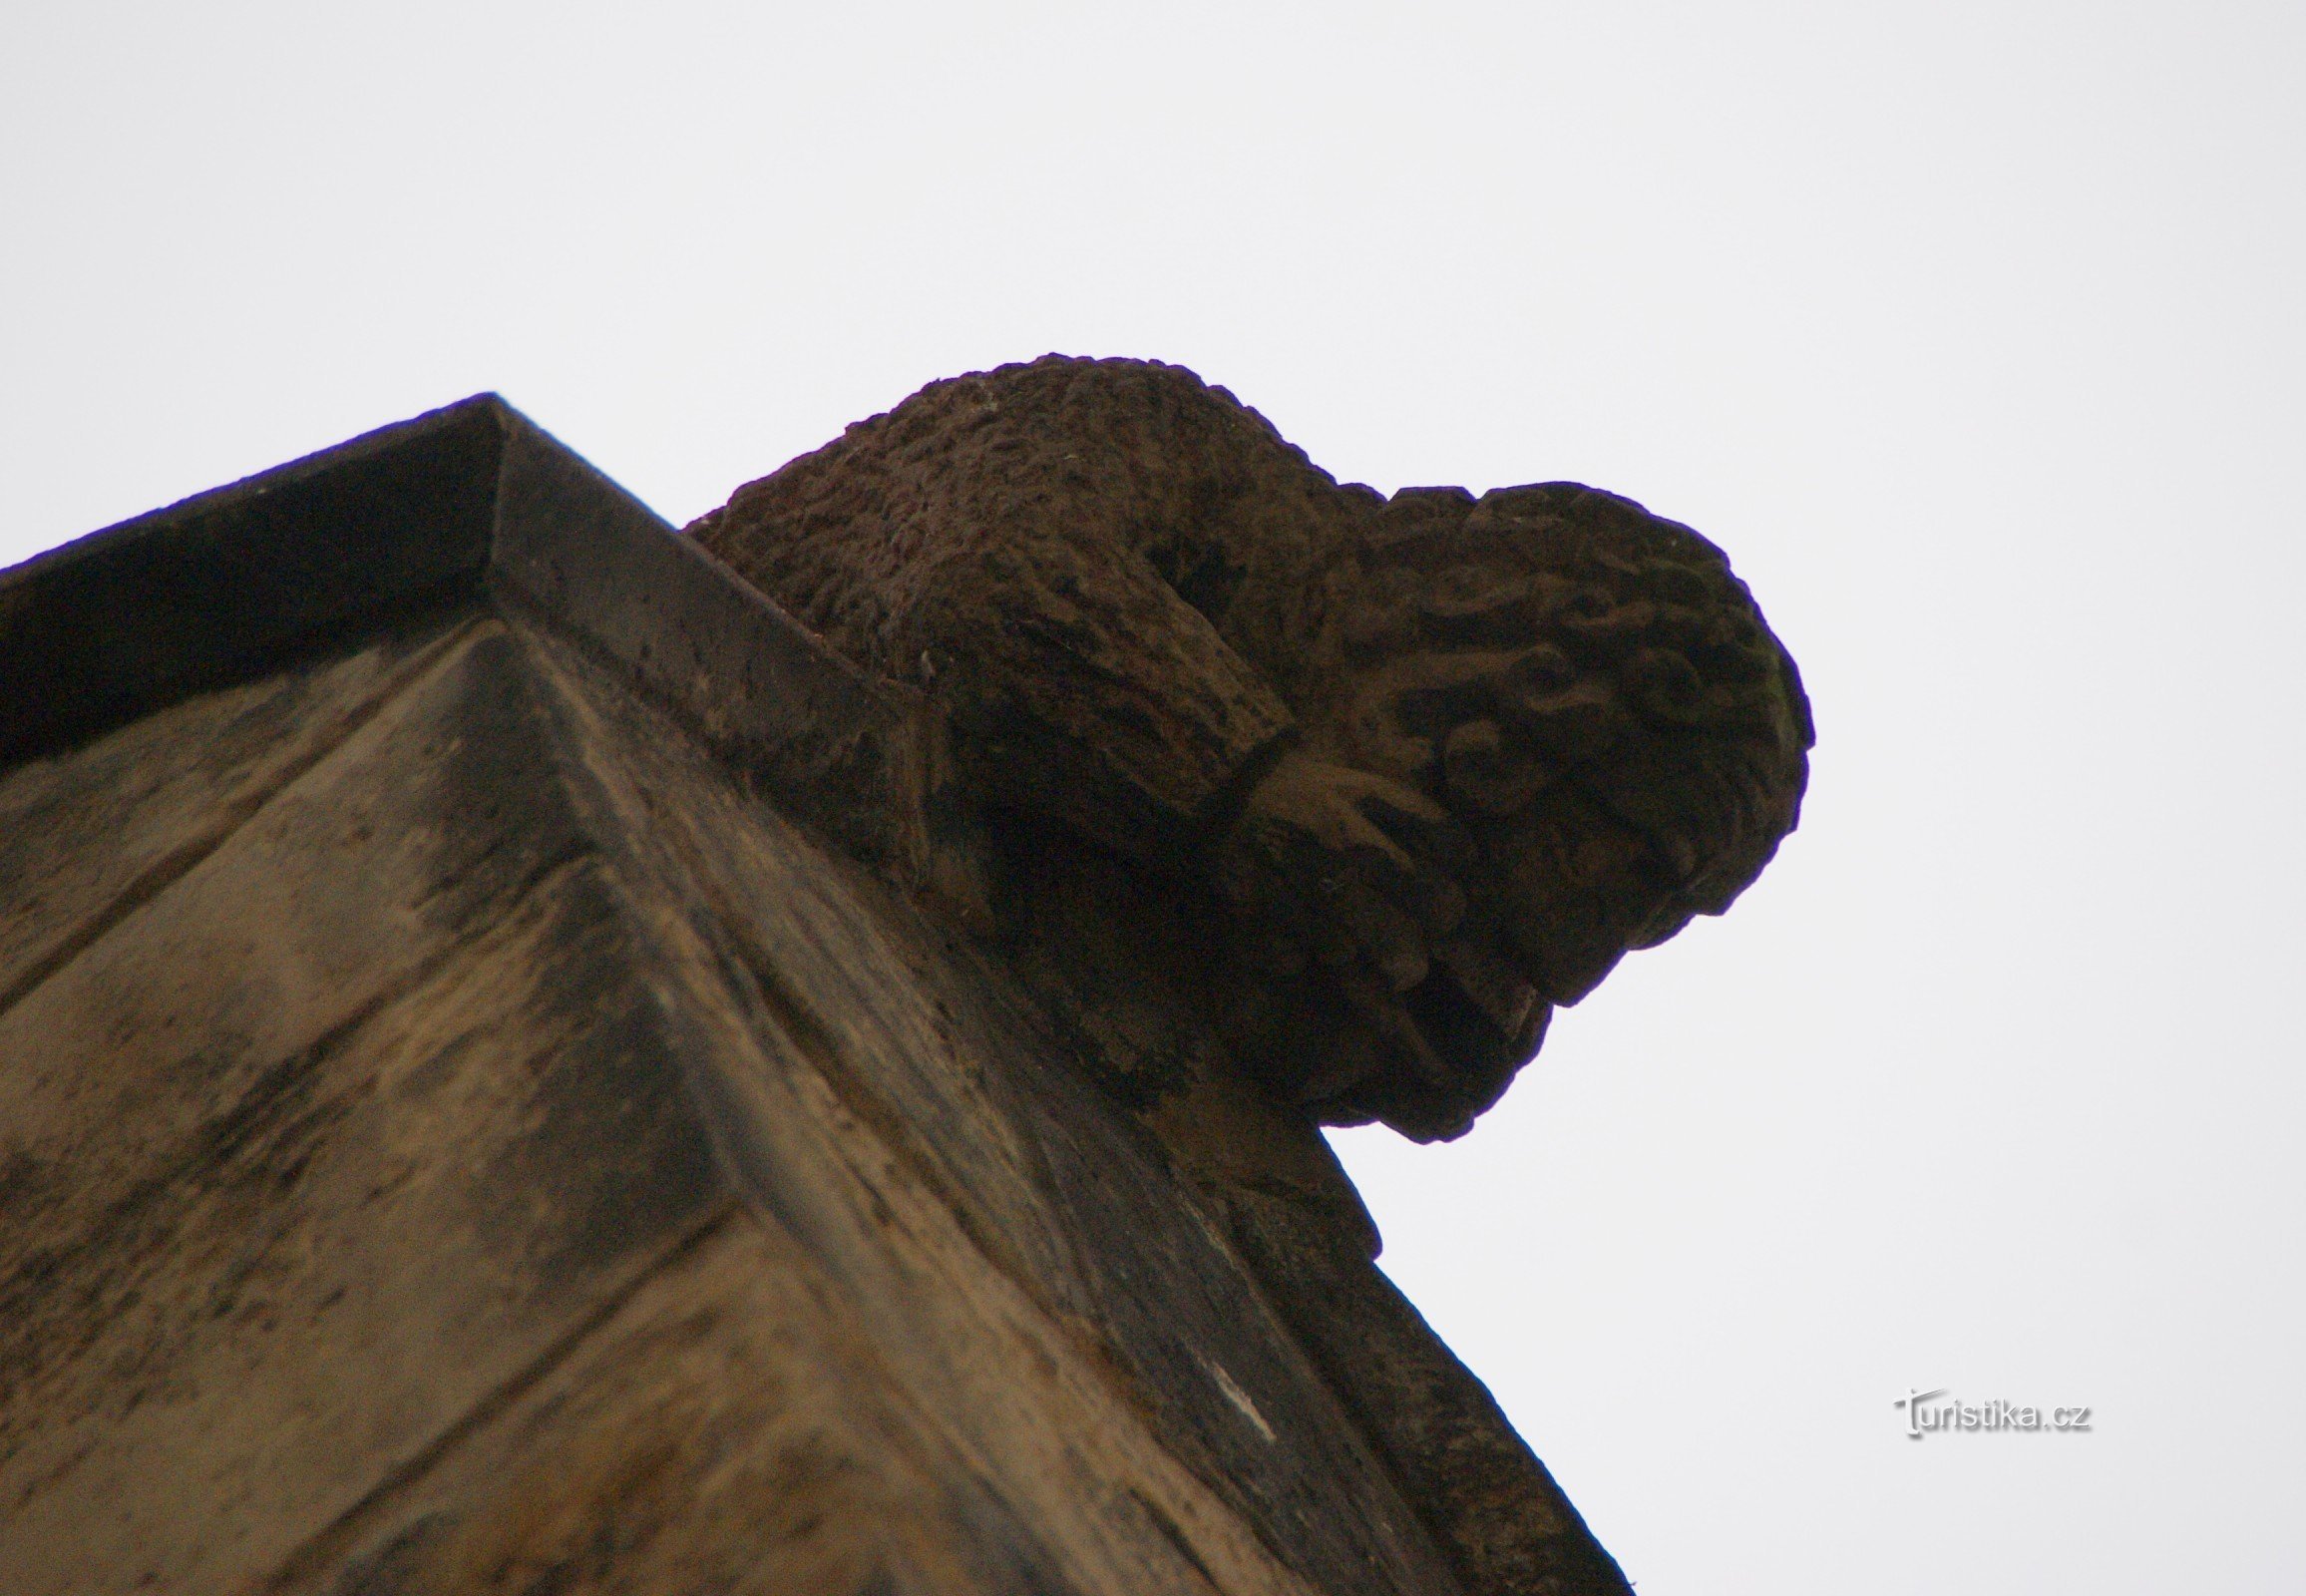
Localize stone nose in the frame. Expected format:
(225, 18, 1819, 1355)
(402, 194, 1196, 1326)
(1491, 790, 1679, 1007)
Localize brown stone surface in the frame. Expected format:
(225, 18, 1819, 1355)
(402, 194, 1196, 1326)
(2, 605, 1458, 1595)
(693, 355, 1811, 1142)
(1, 381, 1812, 1595)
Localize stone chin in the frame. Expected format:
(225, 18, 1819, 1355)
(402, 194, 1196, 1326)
(1271, 481, 1814, 1142)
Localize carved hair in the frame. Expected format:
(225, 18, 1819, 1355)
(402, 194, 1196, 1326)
(1288, 483, 1813, 1136)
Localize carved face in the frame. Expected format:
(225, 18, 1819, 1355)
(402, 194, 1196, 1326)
(1295, 483, 1814, 1138)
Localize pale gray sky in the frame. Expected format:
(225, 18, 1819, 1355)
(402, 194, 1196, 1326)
(6, 4, 2301, 1591)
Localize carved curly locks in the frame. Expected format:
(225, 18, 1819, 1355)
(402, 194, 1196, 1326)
(691, 356, 1811, 1140)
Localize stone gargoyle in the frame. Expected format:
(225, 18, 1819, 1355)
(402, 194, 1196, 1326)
(692, 355, 1811, 1142)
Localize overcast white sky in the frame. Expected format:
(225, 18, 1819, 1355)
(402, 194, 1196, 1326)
(6, 4, 2302, 1591)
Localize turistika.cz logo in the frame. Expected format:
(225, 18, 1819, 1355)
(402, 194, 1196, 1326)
(1895, 1389, 2093, 1438)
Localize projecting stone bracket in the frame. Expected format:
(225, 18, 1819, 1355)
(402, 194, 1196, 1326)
(0, 398, 1633, 1596)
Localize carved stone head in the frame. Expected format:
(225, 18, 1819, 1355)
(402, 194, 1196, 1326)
(1259, 483, 1813, 1140)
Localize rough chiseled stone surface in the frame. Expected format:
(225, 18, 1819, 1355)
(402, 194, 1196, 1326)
(1, 382, 1812, 1596)
(693, 355, 1812, 1141)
